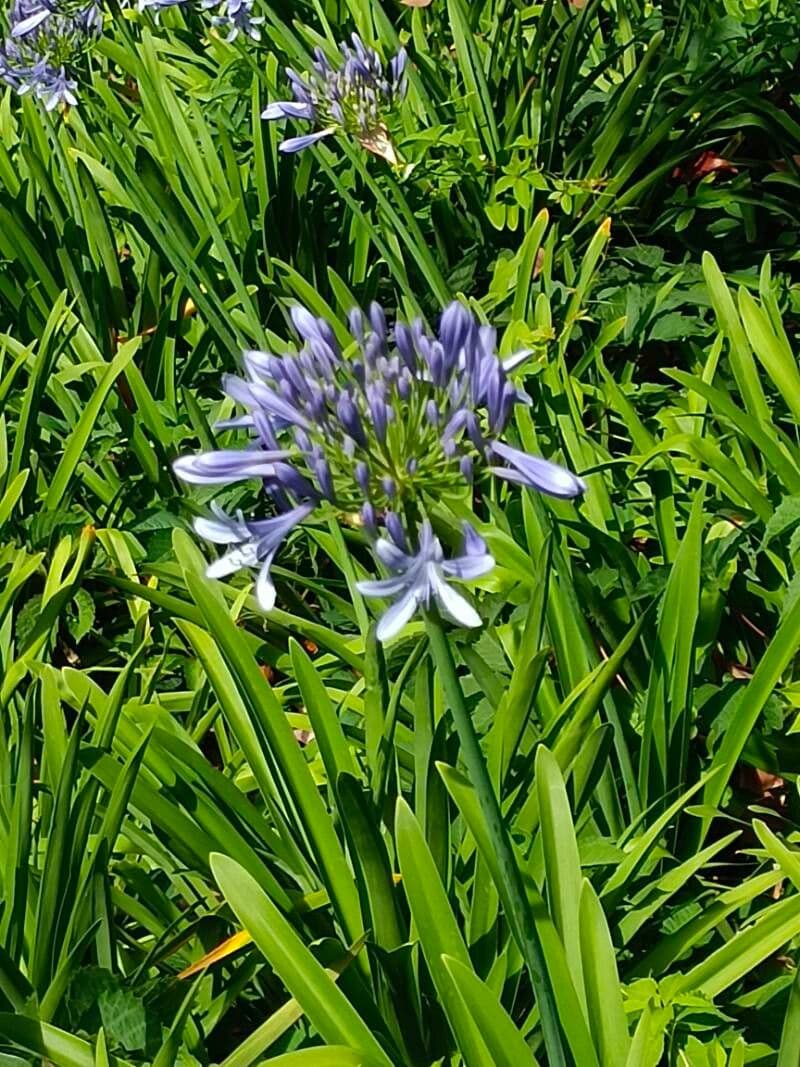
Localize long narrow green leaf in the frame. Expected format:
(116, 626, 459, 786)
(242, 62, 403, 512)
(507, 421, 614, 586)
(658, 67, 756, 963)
(211, 854, 391, 1066)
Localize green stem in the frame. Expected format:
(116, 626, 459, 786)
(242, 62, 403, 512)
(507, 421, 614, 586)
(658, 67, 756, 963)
(425, 614, 566, 1067)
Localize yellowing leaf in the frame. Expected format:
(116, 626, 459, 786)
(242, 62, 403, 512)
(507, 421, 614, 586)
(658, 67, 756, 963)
(177, 930, 252, 979)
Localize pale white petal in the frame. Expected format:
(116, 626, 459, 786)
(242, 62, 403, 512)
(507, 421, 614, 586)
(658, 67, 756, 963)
(255, 553, 277, 611)
(206, 543, 259, 577)
(441, 555, 495, 581)
(375, 588, 420, 642)
(194, 513, 249, 544)
(356, 575, 412, 598)
(502, 348, 532, 372)
(375, 538, 411, 570)
(430, 568, 482, 629)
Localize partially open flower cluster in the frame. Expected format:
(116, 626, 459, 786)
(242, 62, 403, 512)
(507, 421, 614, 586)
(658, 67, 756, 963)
(262, 33, 407, 162)
(137, 0, 261, 42)
(174, 301, 585, 641)
(0, 0, 100, 108)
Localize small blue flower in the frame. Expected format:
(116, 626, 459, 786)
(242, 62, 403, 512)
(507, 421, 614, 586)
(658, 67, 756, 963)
(356, 521, 494, 641)
(194, 502, 313, 610)
(262, 32, 407, 162)
(208, 0, 262, 41)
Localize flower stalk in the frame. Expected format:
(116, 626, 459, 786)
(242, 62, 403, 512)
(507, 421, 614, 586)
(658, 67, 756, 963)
(425, 612, 566, 1067)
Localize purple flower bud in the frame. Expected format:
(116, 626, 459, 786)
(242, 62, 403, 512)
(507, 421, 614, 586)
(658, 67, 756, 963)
(295, 348, 312, 373)
(361, 502, 377, 534)
(443, 439, 457, 459)
(425, 399, 440, 426)
(440, 301, 473, 359)
(390, 48, 407, 90)
(365, 332, 384, 367)
(280, 130, 334, 154)
(279, 379, 298, 403)
(394, 323, 417, 371)
(442, 408, 468, 443)
(385, 512, 407, 549)
(369, 301, 387, 343)
(349, 307, 365, 341)
(485, 365, 503, 426)
(460, 455, 473, 483)
(262, 100, 314, 121)
(498, 381, 517, 431)
(355, 461, 370, 494)
(397, 374, 411, 400)
(427, 341, 443, 386)
(173, 449, 290, 486)
(381, 476, 396, 499)
(406, 458, 418, 474)
(465, 412, 485, 451)
(313, 456, 334, 500)
(294, 428, 311, 452)
(272, 462, 319, 500)
(368, 387, 388, 443)
(291, 305, 322, 343)
(243, 349, 274, 381)
(337, 391, 366, 446)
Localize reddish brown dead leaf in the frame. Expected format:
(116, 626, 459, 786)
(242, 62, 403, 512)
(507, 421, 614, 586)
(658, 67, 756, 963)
(672, 151, 738, 184)
(735, 764, 785, 797)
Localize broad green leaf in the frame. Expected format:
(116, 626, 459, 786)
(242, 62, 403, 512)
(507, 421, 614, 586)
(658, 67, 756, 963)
(579, 881, 630, 1066)
(211, 854, 391, 1066)
(394, 798, 492, 1067)
(443, 956, 539, 1067)
(536, 746, 585, 1008)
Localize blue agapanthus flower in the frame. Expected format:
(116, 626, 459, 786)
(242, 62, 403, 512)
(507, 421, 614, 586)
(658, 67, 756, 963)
(173, 300, 585, 641)
(137, 0, 262, 41)
(262, 33, 407, 163)
(0, 0, 99, 108)
(357, 520, 495, 641)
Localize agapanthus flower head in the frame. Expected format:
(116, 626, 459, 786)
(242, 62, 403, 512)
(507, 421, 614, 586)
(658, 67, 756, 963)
(1, 0, 99, 107)
(173, 300, 585, 640)
(139, 0, 262, 40)
(208, 0, 262, 42)
(262, 32, 407, 163)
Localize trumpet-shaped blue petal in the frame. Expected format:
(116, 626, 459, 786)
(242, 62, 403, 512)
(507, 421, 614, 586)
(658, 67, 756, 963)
(279, 129, 334, 153)
(173, 449, 290, 485)
(490, 441, 586, 498)
(262, 100, 315, 121)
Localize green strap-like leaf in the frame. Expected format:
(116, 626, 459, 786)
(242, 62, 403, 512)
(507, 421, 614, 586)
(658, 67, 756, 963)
(211, 854, 392, 1066)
